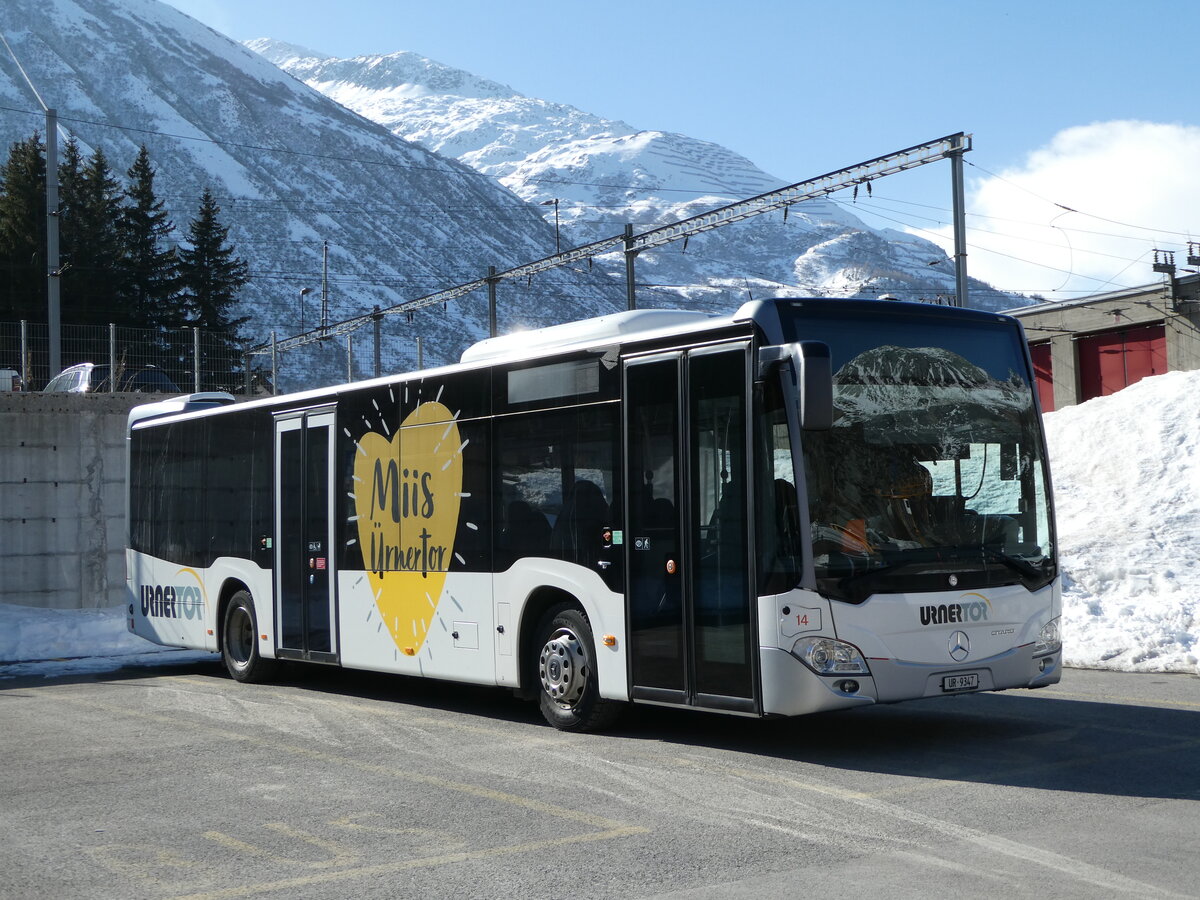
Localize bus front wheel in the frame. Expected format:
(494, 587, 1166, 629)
(222, 590, 278, 683)
(535, 604, 622, 732)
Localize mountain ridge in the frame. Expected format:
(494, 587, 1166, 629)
(249, 37, 1021, 313)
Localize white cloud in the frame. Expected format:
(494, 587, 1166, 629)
(922, 121, 1200, 300)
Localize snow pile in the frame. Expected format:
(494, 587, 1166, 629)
(0, 603, 212, 675)
(1046, 369, 1199, 673)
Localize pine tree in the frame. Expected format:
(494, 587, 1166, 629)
(61, 146, 126, 327)
(55, 137, 83, 316)
(0, 134, 47, 321)
(178, 188, 249, 388)
(120, 145, 179, 329)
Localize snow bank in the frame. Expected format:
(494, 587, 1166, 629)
(1045, 369, 1200, 673)
(0, 603, 212, 675)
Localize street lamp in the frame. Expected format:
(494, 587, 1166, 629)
(541, 198, 560, 253)
(299, 287, 312, 331)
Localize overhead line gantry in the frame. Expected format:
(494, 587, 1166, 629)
(250, 132, 971, 361)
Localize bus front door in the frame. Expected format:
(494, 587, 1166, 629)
(274, 408, 339, 663)
(625, 344, 757, 713)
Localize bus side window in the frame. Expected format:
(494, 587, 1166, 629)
(550, 479, 609, 567)
(494, 405, 619, 581)
(499, 500, 551, 559)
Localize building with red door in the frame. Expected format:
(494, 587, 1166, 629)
(1006, 273, 1200, 412)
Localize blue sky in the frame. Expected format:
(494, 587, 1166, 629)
(166, 0, 1200, 297)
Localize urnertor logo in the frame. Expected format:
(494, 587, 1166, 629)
(919, 592, 992, 627)
(139, 568, 207, 620)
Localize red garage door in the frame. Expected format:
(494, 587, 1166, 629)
(1077, 324, 1166, 401)
(1029, 343, 1054, 413)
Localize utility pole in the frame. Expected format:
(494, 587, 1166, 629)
(299, 287, 311, 331)
(1153, 249, 1180, 307)
(372, 306, 382, 377)
(623, 224, 638, 310)
(487, 265, 498, 337)
(541, 198, 560, 252)
(949, 139, 969, 308)
(46, 108, 61, 375)
(321, 240, 329, 333)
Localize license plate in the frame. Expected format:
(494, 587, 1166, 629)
(942, 673, 979, 693)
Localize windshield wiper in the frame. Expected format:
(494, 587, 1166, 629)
(935, 544, 1050, 580)
(977, 546, 1047, 579)
(830, 550, 964, 596)
(824, 545, 1052, 603)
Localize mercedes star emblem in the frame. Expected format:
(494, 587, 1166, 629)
(949, 630, 971, 661)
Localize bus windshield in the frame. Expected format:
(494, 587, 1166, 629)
(790, 309, 1055, 603)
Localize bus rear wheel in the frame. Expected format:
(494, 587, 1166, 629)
(535, 604, 622, 732)
(222, 590, 278, 683)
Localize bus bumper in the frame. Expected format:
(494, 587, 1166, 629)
(866, 645, 1062, 703)
(759, 645, 1062, 717)
(760, 647, 878, 716)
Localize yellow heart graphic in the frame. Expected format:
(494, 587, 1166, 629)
(353, 401, 463, 654)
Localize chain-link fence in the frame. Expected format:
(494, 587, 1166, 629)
(0, 321, 272, 394)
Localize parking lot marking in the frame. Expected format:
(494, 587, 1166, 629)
(202, 824, 362, 870)
(171, 825, 647, 900)
(160, 674, 555, 742)
(55, 691, 631, 830)
(653, 753, 1189, 898)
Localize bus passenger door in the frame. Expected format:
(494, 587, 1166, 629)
(274, 408, 339, 663)
(625, 344, 757, 713)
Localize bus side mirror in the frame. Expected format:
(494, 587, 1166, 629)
(791, 341, 833, 431)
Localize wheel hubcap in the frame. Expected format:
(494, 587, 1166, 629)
(229, 608, 252, 665)
(539, 627, 588, 708)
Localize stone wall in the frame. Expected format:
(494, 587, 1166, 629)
(0, 392, 166, 609)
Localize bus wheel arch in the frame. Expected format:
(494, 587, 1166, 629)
(219, 583, 278, 684)
(516, 587, 575, 699)
(525, 594, 622, 732)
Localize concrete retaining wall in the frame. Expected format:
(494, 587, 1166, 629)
(0, 392, 167, 610)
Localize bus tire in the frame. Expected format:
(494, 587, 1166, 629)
(535, 604, 622, 732)
(222, 590, 278, 684)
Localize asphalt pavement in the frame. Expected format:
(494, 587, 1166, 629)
(1, 660, 1197, 899)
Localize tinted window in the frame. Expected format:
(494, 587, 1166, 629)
(124, 369, 179, 392)
(494, 404, 619, 586)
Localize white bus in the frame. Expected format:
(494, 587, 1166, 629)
(126, 298, 1061, 731)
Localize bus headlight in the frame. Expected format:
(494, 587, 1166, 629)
(1034, 616, 1061, 655)
(792, 637, 870, 675)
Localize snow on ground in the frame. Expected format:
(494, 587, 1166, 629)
(2, 371, 1198, 677)
(0, 604, 214, 677)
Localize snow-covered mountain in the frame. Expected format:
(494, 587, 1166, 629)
(0, 0, 621, 384)
(250, 39, 1021, 313)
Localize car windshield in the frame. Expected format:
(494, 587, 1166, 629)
(789, 309, 1055, 603)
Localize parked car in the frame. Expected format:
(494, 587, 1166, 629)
(43, 362, 180, 394)
(0, 367, 21, 391)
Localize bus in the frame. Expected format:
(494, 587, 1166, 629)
(125, 298, 1061, 731)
